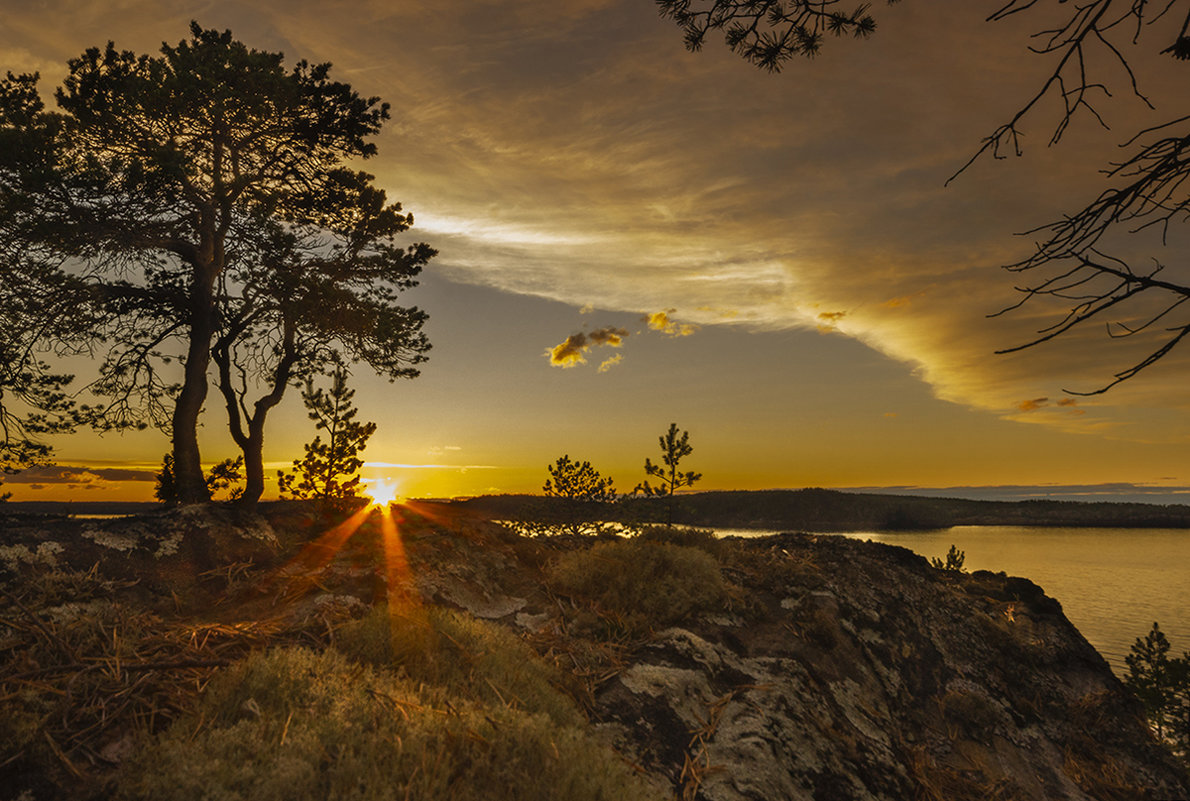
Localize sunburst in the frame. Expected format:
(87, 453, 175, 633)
(365, 478, 403, 507)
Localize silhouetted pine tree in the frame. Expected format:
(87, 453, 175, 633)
(635, 423, 702, 525)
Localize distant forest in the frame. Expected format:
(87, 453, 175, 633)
(458, 488, 1190, 531)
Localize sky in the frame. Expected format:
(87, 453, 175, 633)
(3, 0, 1190, 503)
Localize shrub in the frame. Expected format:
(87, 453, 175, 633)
(548, 539, 727, 632)
(118, 647, 661, 801)
(637, 525, 722, 556)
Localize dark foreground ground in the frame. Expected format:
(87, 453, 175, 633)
(0, 501, 1186, 800)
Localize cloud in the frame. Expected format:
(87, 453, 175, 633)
(587, 327, 627, 346)
(5, 464, 157, 484)
(1017, 397, 1049, 412)
(546, 326, 629, 368)
(548, 333, 590, 367)
(598, 353, 624, 373)
(645, 310, 698, 337)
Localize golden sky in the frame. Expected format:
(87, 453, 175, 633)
(4, 1, 1190, 503)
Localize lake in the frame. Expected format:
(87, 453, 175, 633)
(722, 525, 1189, 676)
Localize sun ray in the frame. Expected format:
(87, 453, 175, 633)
(265, 505, 373, 601)
(377, 504, 418, 610)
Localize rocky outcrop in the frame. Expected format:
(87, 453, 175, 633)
(589, 533, 1186, 801)
(1, 507, 1185, 800)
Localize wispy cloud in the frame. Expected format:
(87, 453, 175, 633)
(598, 353, 623, 373)
(362, 462, 498, 470)
(426, 445, 463, 456)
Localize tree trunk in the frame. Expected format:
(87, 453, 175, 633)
(172, 272, 216, 505)
(240, 425, 266, 508)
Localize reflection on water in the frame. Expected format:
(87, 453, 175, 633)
(815, 526, 1187, 675)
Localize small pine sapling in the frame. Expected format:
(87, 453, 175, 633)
(277, 369, 376, 503)
(635, 423, 702, 525)
(930, 544, 966, 572)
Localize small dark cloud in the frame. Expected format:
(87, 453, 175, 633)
(815, 310, 847, 333)
(1017, 397, 1049, 412)
(546, 326, 629, 368)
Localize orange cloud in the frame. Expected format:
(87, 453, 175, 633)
(1017, 397, 1049, 412)
(645, 309, 698, 337)
(546, 326, 628, 368)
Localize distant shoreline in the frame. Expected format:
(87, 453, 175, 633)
(7, 488, 1190, 530)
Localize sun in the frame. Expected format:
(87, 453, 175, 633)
(366, 479, 403, 507)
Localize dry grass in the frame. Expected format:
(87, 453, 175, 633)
(116, 647, 663, 801)
(0, 570, 269, 797)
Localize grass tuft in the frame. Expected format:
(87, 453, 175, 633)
(548, 539, 727, 633)
(336, 604, 581, 726)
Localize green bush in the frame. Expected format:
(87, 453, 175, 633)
(548, 539, 727, 632)
(118, 647, 661, 801)
(335, 605, 580, 726)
